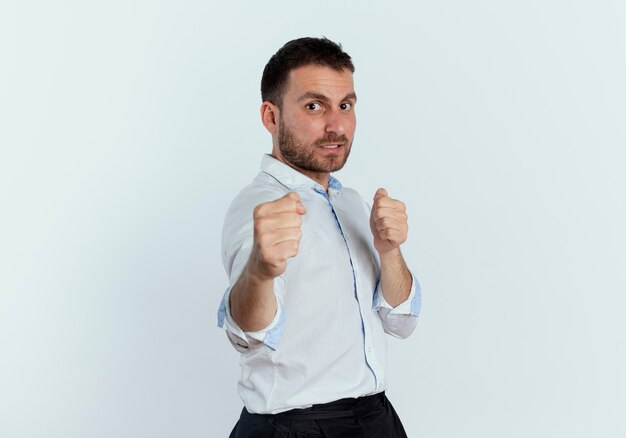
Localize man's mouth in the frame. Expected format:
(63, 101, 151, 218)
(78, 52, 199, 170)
(320, 144, 343, 149)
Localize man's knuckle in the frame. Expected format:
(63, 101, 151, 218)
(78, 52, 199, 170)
(258, 234, 271, 247)
(254, 203, 267, 217)
(254, 220, 268, 235)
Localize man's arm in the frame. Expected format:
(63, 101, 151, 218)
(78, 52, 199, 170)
(370, 188, 412, 306)
(378, 248, 412, 307)
(229, 192, 306, 332)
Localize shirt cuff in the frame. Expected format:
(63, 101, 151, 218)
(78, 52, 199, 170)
(372, 272, 422, 317)
(217, 277, 286, 352)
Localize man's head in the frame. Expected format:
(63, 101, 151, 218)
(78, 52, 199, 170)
(261, 37, 355, 109)
(260, 38, 357, 188)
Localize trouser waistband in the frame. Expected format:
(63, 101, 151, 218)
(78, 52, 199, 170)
(250, 392, 387, 421)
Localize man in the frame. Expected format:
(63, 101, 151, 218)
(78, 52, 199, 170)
(218, 37, 421, 437)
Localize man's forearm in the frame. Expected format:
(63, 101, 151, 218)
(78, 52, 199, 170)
(379, 248, 412, 307)
(229, 263, 277, 332)
(229, 191, 305, 332)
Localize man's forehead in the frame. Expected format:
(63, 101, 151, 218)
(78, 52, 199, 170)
(286, 65, 355, 95)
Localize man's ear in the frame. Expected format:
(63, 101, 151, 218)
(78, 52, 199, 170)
(260, 101, 279, 134)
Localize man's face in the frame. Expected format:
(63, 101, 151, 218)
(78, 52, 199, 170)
(273, 65, 357, 180)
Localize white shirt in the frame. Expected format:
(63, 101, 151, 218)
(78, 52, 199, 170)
(218, 154, 421, 414)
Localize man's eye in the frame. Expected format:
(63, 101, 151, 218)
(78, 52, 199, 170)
(306, 102, 322, 111)
(340, 102, 352, 110)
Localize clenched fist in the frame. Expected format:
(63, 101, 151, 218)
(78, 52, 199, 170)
(370, 188, 409, 254)
(249, 192, 306, 281)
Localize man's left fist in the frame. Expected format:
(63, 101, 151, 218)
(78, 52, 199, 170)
(369, 188, 408, 254)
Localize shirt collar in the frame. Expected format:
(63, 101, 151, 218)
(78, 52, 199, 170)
(260, 154, 343, 193)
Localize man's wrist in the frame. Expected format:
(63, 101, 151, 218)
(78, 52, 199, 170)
(378, 246, 403, 263)
(245, 261, 276, 286)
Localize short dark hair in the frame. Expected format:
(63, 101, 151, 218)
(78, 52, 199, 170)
(261, 37, 355, 107)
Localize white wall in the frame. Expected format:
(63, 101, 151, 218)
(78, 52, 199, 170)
(1, 1, 625, 437)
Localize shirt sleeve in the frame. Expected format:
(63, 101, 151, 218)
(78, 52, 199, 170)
(372, 272, 422, 339)
(217, 276, 286, 353)
(217, 185, 288, 353)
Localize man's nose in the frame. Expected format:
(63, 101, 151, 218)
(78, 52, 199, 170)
(324, 110, 345, 136)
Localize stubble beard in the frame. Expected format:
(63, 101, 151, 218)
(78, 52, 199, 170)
(277, 115, 352, 174)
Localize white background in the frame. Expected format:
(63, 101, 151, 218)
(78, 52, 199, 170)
(1, 1, 625, 437)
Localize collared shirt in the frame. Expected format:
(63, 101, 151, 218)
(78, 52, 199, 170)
(218, 154, 421, 415)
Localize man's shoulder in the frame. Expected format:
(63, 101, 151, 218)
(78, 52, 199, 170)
(227, 171, 289, 215)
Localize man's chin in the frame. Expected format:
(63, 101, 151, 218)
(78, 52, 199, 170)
(311, 156, 348, 173)
(280, 150, 350, 174)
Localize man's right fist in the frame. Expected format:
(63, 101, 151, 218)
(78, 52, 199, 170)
(249, 192, 306, 281)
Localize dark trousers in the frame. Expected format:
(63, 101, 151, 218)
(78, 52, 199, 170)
(228, 392, 408, 438)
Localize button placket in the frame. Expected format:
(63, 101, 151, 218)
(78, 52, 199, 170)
(319, 192, 382, 388)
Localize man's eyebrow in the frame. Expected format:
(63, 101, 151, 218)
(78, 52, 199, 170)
(297, 92, 358, 103)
